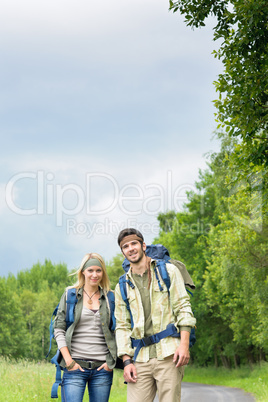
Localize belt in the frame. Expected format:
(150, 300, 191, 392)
(74, 359, 105, 369)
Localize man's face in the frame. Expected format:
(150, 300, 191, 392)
(121, 239, 146, 264)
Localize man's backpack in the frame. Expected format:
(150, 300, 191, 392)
(47, 288, 116, 399)
(119, 244, 196, 360)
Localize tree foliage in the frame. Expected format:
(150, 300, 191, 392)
(169, 0, 268, 167)
(13, 260, 72, 299)
(0, 279, 30, 358)
(154, 139, 268, 366)
(0, 261, 73, 361)
(154, 169, 224, 365)
(106, 254, 125, 290)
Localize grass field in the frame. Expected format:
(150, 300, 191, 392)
(0, 358, 267, 401)
(0, 358, 126, 401)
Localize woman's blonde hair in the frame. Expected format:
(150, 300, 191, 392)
(71, 252, 111, 292)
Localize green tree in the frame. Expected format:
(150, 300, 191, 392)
(0, 279, 30, 358)
(15, 260, 72, 298)
(27, 286, 59, 360)
(205, 201, 268, 362)
(154, 169, 223, 365)
(1, 260, 74, 361)
(170, 0, 268, 167)
(158, 211, 176, 232)
(106, 254, 125, 290)
(154, 137, 268, 366)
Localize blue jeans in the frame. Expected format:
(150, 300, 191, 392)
(61, 367, 113, 402)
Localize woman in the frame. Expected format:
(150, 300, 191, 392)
(54, 253, 117, 402)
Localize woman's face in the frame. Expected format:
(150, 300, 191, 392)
(83, 265, 103, 287)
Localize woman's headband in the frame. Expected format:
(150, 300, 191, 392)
(82, 258, 102, 271)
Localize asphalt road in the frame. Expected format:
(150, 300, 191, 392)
(154, 382, 256, 401)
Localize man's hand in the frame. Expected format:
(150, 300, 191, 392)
(173, 330, 190, 367)
(122, 355, 137, 383)
(173, 343, 190, 367)
(123, 363, 137, 383)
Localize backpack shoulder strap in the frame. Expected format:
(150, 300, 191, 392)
(46, 304, 59, 358)
(107, 291, 116, 331)
(155, 259, 170, 293)
(50, 289, 77, 398)
(50, 350, 62, 398)
(155, 260, 196, 348)
(46, 289, 76, 359)
(65, 288, 78, 328)
(119, 273, 135, 328)
(155, 259, 194, 297)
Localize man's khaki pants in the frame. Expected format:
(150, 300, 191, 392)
(127, 355, 184, 402)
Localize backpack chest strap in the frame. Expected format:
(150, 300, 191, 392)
(131, 323, 179, 361)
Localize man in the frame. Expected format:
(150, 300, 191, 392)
(114, 228, 196, 402)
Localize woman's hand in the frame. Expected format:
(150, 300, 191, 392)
(67, 361, 85, 372)
(60, 347, 85, 372)
(97, 362, 113, 372)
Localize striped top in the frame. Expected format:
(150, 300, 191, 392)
(54, 307, 108, 361)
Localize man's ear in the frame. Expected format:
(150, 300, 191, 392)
(142, 242, 146, 252)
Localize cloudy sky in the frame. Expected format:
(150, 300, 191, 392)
(0, 0, 222, 277)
